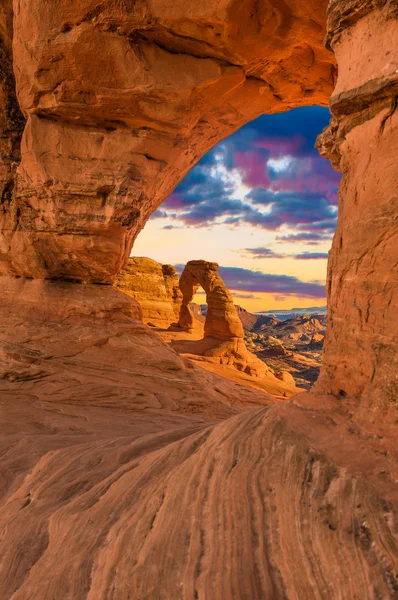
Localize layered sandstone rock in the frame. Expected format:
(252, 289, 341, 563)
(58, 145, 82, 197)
(1, 379, 397, 599)
(116, 256, 182, 327)
(0, 0, 397, 598)
(0, 0, 25, 275)
(315, 0, 398, 421)
(0, 0, 333, 282)
(178, 260, 270, 377)
(0, 276, 273, 418)
(162, 263, 183, 319)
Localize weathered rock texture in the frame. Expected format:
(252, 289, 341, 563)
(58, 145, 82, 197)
(0, 0, 25, 274)
(0, 1, 397, 598)
(315, 0, 398, 422)
(178, 260, 269, 377)
(162, 263, 183, 319)
(0, 0, 333, 282)
(116, 256, 181, 327)
(0, 276, 273, 418)
(1, 367, 397, 599)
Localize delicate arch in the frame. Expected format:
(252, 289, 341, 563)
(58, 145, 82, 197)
(178, 260, 243, 341)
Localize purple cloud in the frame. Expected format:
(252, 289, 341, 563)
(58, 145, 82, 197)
(293, 252, 329, 260)
(276, 232, 333, 244)
(241, 247, 285, 259)
(217, 266, 326, 299)
(149, 107, 340, 249)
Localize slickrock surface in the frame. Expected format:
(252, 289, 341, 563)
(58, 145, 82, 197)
(158, 322, 300, 399)
(116, 256, 181, 327)
(0, 276, 273, 419)
(1, 383, 397, 599)
(178, 260, 270, 378)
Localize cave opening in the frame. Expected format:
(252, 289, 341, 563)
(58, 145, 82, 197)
(125, 106, 341, 390)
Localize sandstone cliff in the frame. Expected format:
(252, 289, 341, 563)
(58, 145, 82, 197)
(116, 256, 182, 328)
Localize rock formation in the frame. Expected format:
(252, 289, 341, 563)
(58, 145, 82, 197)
(0, 0, 334, 283)
(179, 260, 243, 339)
(162, 263, 183, 319)
(0, 1, 397, 598)
(315, 0, 398, 420)
(234, 305, 259, 331)
(188, 302, 206, 323)
(178, 260, 269, 377)
(244, 316, 326, 389)
(116, 256, 182, 327)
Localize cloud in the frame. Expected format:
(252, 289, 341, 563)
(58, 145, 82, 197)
(240, 247, 329, 261)
(240, 247, 285, 259)
(230, 292, 261, 300)
(276, 232, 333, 244)
(217, 266, 326, 299)
(150, 106, 340, 246)
(234, 149, 270, 188)
(244, 188, 337, 232)
(293, 252, 329, 260)
(174, 263, 325, 299)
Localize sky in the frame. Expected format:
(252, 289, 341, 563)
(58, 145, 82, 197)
(132, 106, 341, 312)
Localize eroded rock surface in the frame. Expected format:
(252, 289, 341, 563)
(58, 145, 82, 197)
(179, 260, 243, 340)
(315, 0, 398, 421)
(1, 383, 397, 599)
(0, 0, 397, 598)
(116, 256, 181, 327)
(0, 276, 273, 419)
(0, 0, 333, 282)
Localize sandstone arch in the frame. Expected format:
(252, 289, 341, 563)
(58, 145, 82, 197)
(0, 1, 397, 598)
(176, 259, 270, 377)
(178, 260, 243, 340)
(0, 0, 333, 284)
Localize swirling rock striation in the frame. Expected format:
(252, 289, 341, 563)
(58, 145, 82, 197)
(0, 0, 396, 598)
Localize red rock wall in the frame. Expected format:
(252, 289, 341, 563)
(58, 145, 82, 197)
(315, 0, 398, 422)
(0, 0, 25, 273)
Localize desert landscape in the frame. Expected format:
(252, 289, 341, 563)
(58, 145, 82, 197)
(0, 0, 397, 598)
